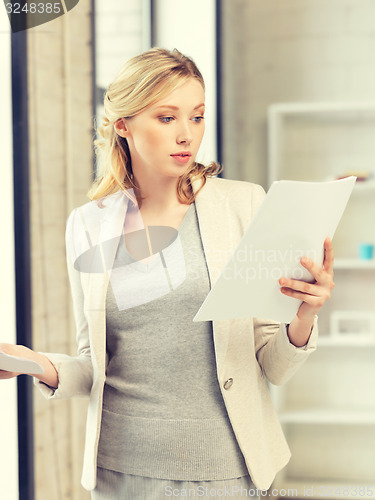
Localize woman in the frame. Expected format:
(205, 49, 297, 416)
(0, 48, 334, 499)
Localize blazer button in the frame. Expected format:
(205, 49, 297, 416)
(223, 378, 233, 390)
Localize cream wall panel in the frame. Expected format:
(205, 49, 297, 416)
(28, 1, 93, 499)
(0, 6, 18, 500)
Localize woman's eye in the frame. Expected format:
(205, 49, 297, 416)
(158, 116, 204, 124)
(159, 116, 174, 123)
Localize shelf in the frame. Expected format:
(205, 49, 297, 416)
(334, 259, 375, 269)
(322, 179, 375, 192)
(278, 408, 375, 425)
(272, 478, 375, 500)
(318, 336, 375, 347)
(269, 101, 375, 115)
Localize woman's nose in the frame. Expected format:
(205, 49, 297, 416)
(176, 122, 193, 144)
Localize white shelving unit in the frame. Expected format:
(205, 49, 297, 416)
(278, 408, 375, 425)
(334, 259, 375, 270)
(268, 102, 375, 499)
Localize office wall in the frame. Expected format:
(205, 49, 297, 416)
(221, 0, 375, 186)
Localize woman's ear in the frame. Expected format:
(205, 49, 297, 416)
(114, 118, 130, 138)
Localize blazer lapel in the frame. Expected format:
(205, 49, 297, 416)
(192, 177, 234, 376)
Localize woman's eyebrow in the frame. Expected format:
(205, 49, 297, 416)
(154, 103, 205, 111)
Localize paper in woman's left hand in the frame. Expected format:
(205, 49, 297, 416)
(194, 177, 356, 324)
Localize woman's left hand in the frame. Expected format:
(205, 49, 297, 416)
(279, 237, 335, 322)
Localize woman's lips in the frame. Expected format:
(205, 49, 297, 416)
(171, 154, 192, 164)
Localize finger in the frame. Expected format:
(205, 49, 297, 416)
(299, 256, 325, 283)
(280, 287, 326, 308)
(279, 278, 318, 295)
(300, 254, 335, 285)
(322, 237, 334, 275)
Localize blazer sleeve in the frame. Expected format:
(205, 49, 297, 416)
(253, 316, 318, 386)
(33, 208, 93, 400)
(249, 182, 319, 386)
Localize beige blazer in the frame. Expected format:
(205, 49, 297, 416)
(34, 176, 318, 492)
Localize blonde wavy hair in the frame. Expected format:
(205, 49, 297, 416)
(88, 47, 223, 204)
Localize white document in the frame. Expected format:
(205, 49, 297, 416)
(0, 350, 44, 375)
(194, 176, 356, 324)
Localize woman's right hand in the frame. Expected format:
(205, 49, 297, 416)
(0, 343, 59, 388)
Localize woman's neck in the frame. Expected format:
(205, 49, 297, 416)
(133, 176, 192, 212)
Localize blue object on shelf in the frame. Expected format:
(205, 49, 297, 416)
(358, 243, 374, 260)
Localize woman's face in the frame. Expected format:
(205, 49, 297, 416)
(117, 78, 205, 185)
